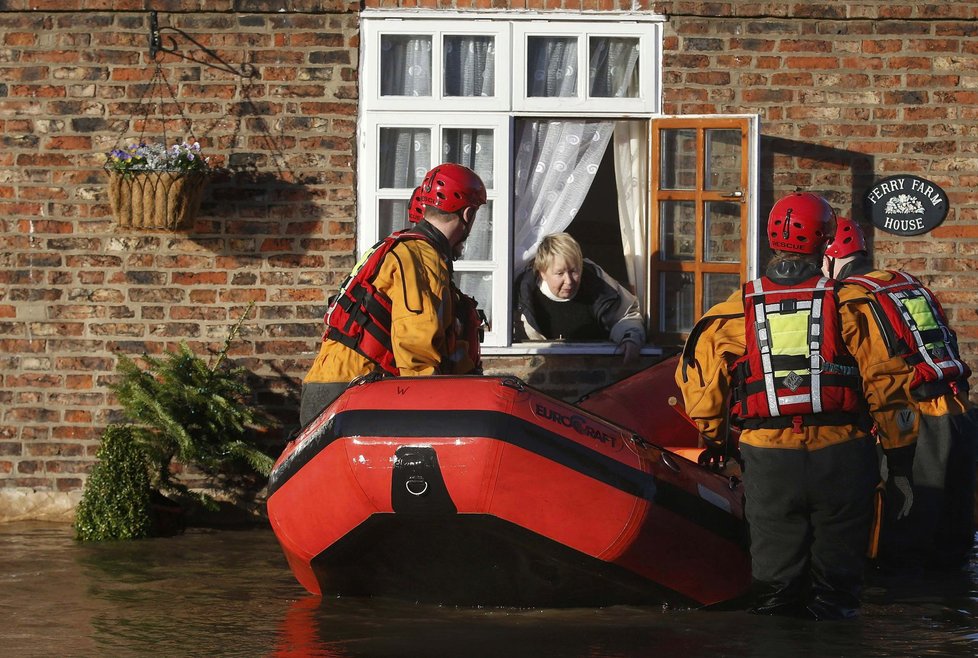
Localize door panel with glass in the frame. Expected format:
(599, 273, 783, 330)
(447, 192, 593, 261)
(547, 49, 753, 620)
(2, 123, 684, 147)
(650, 117, 757, 341)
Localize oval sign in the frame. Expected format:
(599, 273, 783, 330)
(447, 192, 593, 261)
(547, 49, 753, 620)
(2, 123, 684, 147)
(863, 175, 949, 236)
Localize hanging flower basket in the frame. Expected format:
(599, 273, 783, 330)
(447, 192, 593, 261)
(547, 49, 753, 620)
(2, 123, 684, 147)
(108, 170, 207, 230)
(105, 142, 210, 231)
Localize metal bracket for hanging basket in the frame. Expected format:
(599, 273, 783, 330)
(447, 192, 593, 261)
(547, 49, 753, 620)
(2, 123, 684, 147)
(149, 10, 258, 79)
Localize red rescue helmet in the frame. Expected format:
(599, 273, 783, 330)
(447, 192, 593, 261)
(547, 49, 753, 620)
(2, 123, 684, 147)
(417, 163, 487, 214)
(407, 186, 425, 223)
(824, 217, 867, 259)
(767, 192, 835, 254)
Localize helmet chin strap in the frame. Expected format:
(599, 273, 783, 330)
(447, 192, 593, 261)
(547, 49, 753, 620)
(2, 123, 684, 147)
(451, 211, 472, 261)
(827, 256, 839, 278)
(826, 254, 858, 279)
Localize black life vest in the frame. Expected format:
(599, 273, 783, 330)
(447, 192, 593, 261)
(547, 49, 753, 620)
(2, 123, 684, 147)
(454, 289, 487, 373)
(323, 230, 432, 376)
(731, 275, 865, 431)
(845, 270, 970, 392)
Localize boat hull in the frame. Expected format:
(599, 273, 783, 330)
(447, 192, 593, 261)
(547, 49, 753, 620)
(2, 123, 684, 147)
(267, 375, 750, 607)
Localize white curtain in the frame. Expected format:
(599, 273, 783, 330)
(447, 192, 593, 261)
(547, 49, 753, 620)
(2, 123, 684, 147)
(445, 128, 494, 263)
(526, 36, 577, 97)
(513, 120, 613, 271)
(613, 122, 648, 310)
(444, 36, 495, 97)
(379, 36, 497, 317)
(513, 36, 644, 274)
(589, 37, 640, 99)
(378, 36, 495, 260)
(380, 35, 432, 97)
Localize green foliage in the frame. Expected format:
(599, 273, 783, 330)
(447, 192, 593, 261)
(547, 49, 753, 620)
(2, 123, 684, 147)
(110, 303, 276, 507)
(74, 425, 154, 541)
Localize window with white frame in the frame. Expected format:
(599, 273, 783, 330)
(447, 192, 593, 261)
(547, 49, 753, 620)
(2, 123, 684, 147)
(359, 10, 664, 351)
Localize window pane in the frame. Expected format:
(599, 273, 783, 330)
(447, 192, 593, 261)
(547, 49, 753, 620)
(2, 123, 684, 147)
(380, 35, 432, 97)
(455, 271, 493, 328)
(704, 201, 742, 263)
(379, 128, 431, 188)
(704, 273, 741, 310)
(442, 128, 495, 189)
(378, 198, 411, 236)
(527, 36, 578, 97)
(444, 36, 495, 97)
(660, 200, 696, 261)
(589, 37, 639, 98)
(457, 201, 493, 262)
(705, 129, 741, 191)
(660, 271, 694, 333)
(659, 128, 697, 190)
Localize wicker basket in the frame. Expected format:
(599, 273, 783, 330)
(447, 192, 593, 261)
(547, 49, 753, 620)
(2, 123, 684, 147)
(108, 170, 207, 230)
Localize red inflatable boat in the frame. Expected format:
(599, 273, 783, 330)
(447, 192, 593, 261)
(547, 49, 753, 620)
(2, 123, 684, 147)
(267, 358, 750, 608)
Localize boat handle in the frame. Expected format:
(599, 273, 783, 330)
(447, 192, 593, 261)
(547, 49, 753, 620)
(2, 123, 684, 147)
(500, 376, 526, 392)
(660, 452, 681, 473)
(405, 478, 428, 496)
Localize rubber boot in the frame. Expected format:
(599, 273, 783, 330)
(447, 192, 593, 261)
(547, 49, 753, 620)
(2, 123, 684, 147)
(747, 580, 809, 618)
(805, 588, 860, 621)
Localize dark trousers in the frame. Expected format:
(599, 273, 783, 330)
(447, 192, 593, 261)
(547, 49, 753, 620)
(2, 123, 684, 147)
(741, 438, 878, 610)
(879, 409, 978, 569)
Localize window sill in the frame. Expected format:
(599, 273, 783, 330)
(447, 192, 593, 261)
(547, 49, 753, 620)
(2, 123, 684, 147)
(482, 342, 666, 357)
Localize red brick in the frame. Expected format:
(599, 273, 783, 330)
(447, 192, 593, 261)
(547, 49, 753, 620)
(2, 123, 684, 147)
(171, 271, 228, 285)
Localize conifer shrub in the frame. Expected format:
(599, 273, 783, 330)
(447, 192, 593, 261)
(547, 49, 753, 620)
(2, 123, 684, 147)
(110, 303, 277, 510)
(74, 424, 154, 541)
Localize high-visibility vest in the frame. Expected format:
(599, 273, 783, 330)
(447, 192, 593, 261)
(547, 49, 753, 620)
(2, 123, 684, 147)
(732, 275, 864, 431)
(846, 270, 970, 391)
(323, 230, 434, 376)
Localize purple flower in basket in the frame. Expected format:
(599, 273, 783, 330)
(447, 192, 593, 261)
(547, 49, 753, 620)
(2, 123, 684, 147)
(106, 140, 210, 176)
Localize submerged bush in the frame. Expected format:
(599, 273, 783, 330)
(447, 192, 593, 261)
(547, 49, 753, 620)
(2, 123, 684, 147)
(109, 302, 276, 510)
(74, 424, 154, 541)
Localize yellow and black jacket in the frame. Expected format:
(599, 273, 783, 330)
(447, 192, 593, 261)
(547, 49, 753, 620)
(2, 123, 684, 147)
(304, 221, 475, 385)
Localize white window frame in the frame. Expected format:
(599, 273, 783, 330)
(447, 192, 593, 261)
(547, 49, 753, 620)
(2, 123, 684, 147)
(361, 18, 511, 113)
(358, 113, 512, 346)
(360, 9, 667, 353)
(512, 20, 660, 115)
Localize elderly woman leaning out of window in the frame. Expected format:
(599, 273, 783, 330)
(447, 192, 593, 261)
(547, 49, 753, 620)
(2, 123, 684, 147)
(514, 232, 646, 364)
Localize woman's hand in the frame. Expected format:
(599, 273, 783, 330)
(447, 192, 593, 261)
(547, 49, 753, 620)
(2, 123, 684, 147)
(618, 339, 641, 365)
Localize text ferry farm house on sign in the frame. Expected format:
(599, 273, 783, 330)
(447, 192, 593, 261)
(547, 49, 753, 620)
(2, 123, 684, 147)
(863, 175, 949, 236)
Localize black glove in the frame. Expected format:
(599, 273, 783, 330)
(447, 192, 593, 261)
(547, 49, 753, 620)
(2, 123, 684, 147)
(884, 444, 916, 480)
(697, 437, 731, 472)
(883, 444, 915, 520)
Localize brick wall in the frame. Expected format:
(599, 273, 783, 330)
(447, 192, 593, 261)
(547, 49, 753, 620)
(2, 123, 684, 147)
(0, 4, 366, 518)
(653, 0, 978, 358)
(2, 1, 977, 518)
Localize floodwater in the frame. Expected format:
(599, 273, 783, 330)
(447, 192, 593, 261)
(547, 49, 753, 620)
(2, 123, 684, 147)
(2, 521, 976, 658)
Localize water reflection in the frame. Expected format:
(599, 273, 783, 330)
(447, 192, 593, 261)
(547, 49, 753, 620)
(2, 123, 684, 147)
(2, 522, 975, 657)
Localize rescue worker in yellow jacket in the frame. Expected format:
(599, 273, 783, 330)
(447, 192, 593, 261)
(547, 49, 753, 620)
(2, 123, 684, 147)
(300, 163, 487, 426)
(824, 217, 976, 570)
(676, 192, 919, 620)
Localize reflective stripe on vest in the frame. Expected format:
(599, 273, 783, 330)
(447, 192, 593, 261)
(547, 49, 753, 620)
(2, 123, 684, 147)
(846, 271, 969, 386)
(746, 277, 832, 415)
(733, 275, 862, 425)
